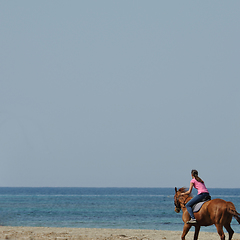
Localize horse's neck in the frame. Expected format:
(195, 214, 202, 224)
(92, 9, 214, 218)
(180, 195, 192, 209)
(185, 195, 192, 202)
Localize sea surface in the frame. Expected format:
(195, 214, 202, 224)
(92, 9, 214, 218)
(0, 188, 240, 233)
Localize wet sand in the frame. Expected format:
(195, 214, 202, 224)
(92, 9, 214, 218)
(0, 226, 240, 239)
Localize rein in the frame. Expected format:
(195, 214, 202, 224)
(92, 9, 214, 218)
(177, 194, 191, 207)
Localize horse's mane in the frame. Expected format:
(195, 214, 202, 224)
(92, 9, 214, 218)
(178, 187, 187, 193)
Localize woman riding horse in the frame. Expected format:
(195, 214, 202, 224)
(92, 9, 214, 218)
(180, 169, 210, 224)
(174, 187, 240, 240)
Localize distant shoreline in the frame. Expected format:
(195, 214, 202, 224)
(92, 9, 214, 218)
(1, 187, 240, 188)
(0, 226, 240, 239)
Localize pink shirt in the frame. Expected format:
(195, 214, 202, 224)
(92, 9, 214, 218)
(191, 178, 209, 195)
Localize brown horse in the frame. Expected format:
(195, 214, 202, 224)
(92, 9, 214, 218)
(174, 187, 240, 240)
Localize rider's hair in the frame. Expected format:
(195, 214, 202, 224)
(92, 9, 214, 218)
(191, 169, 204, 183)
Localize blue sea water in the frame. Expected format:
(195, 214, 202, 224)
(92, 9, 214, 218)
(0, 188, 240, 233)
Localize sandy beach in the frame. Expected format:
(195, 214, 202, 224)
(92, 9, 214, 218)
(0, 227, 240, 240)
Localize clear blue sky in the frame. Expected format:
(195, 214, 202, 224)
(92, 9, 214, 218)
(1, 1, 240, 188)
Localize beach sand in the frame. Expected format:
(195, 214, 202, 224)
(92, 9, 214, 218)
(0, 227, 240, 240)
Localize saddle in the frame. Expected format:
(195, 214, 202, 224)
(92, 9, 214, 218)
(192, 195, 211, 213)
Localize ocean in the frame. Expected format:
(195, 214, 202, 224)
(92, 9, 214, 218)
(0, 188, 240, 233)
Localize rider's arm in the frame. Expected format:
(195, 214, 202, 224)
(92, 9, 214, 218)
(181, 182, 194, 196)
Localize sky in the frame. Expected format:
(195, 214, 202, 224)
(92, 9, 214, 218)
(0, 1, 240, 188)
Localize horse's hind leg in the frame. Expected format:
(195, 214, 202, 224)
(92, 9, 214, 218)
(224, 223, 234, 240)
(215, 224, 225, 240)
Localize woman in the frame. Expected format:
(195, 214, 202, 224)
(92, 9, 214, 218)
(180, 169, 210, 224)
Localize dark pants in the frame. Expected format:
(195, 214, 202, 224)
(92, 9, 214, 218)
(186, 192, 209, 219)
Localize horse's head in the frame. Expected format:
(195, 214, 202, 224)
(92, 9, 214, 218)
(174, 187, 182, 213)
(174, 187, 190, 213)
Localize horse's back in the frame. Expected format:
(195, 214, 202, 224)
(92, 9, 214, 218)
(200, 198, 233, 224)
(204, 198, 229, 211)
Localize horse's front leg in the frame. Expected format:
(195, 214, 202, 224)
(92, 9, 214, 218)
(194, 225, 201, 240)
(181, 223, 191, 240)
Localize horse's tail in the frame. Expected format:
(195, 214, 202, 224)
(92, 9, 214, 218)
(227, 202, 240, 224)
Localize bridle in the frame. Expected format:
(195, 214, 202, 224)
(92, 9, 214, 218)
(174, 193, 191, 211)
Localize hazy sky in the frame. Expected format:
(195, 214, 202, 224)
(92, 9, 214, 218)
(1, 1, 240, 188)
